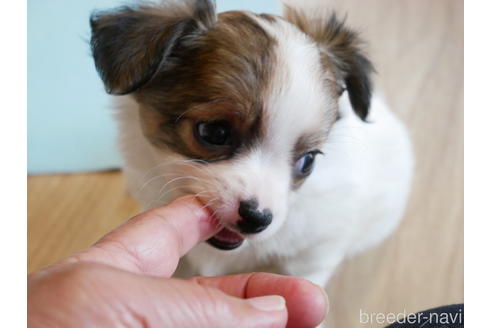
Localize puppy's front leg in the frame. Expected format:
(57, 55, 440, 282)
(279, 243, 344, 289)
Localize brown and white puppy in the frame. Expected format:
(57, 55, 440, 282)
(90, 0, 413, 287)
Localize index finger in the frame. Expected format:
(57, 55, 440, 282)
(57, 196, 221, 277)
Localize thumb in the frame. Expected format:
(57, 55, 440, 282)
(29, 262, 288, 328)
(147, 279, 288, 328)
(119, 270, 288, 328)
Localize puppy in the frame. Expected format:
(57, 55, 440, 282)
(90, 0, 413, 288)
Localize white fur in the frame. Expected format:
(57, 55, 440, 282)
(112, 20, 413, 288)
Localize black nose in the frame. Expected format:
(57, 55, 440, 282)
(237, 199, 273, 234)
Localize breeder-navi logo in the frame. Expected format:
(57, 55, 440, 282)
(360, 308, 463, 326)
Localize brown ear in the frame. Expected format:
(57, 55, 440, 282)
(90, 0, 216, 95)
(284, 7, 374, 120)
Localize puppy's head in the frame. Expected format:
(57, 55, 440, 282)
(90, 0, 373, 250)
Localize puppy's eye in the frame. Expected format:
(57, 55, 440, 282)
(196, 121, 231, 146)
(294, 151, 322, 178)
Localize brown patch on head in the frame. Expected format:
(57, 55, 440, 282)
(293, 132, 327, 159)
(134, 11, 277, 161)
(283, 6, 374, 120)
(91, 2, 279, 161)
(257, 13, 278, 24)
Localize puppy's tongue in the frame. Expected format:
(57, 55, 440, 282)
(207, 227, 244, 250)
(214, 227, 243, 243)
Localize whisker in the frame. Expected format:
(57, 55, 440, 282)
(137, 158, 213, 188)
(137, 172, 185, 195)
(198, 197, 220, 212)
(138, 167, 217, 196)
(156, 176, 208, 200)
(210, 203, 226, 218)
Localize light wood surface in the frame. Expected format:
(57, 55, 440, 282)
(28, 1, 463, 327)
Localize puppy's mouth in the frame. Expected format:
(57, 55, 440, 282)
(207, 227, 244, 250)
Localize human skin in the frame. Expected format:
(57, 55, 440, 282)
(28, 196, 328, 328)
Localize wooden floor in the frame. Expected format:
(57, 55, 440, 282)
(28, 1, 463, 327)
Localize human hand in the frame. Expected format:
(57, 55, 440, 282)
(28, 197, 328, 328)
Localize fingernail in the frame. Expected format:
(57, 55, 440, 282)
(320, 287, 329, 314)
(247, 295, 286, 312)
